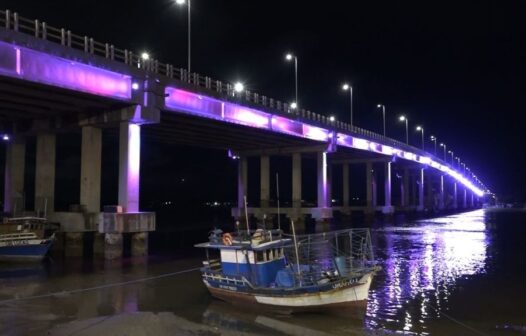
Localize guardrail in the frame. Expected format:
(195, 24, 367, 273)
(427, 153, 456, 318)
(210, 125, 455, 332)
(1, 9, 459, 171)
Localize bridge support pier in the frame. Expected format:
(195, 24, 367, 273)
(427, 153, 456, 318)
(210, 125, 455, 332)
(35, 133, 56, 216)
(131, 232, 149, 257)
(64, 232, 84, 257)
(80, 126, 102, 212)
(4, 139, 25, 215)
(463, 188, 468, 208)
(417, 168, 425, 211)
(260, 155, 270, 209)
(237, 156, 248, 210)
(291, 153, 303, 229)
(342, 163, 350, 215)
(401, 168, 409, 208)
(382, 162, 394, 214)
(439, 175, 445, 210)
(314, 152, 331, 232)
(453, 182, 458, 209)
(118, 122, 140, 213)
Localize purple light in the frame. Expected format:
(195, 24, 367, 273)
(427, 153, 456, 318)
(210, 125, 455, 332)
(132, 82, 139, 90)
(165, 88, 223, 118)
(303, 125, 329, 141)
(2, 135, 9, 141)
(223, 104, 270, 129)
(271, 116, 303, 136)
(352, 138, 370, 150)
(127, 124, 141, 212)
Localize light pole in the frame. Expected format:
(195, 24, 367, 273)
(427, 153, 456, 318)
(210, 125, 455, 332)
(447, 150, 454, 164)
(455, 157, 461, 168)
(399, 115, 409, 144)
(285, 53, 298, 109)
(233, 81, 244, 96)
(175, 0, 192, 74)
(415, 126, 424, 150)
(439, 143, 447, 161)
(430, 135, 437, 155)
(342, 83, 353, 126)
(377, 104, 386, 136)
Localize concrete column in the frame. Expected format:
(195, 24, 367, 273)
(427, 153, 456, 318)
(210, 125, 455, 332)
(4, 140, 25, 215)
(417, 168, 424, 211)
(104, 233, 123, 260)
(118, 123, 140, 213)
(401, 168, 409, 207)
(439, 175, 445, 210)
(237, 156, 248, 208)
(292, 153, 302, 209)
(327, 163, 332, 206)
(471, 192, 475, 207)
(80, 127, 102, 212)
(366, 162, 373, 209)
(411, 173, 417, 206)
(317, 152, 328, 208)
(260, 155, 270, 208)
(453, 182, 458, 209)
(64, 232, 84, 257)
(383, 162, 393, 214)
(426, 174, 433, 208)
(463, 188, 467, 208)
(131, 232, 149, 257)
(35, 134, 56, 216)
(342, 163, 349, 208)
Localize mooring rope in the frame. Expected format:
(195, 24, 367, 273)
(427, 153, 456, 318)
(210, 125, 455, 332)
(0, 266, 201, 306)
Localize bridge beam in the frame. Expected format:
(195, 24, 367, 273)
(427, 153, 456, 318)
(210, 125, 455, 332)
(4, 139, 25, 215)
(35, 133, 56, 216)
(118, 122, 140, 213)
(80, 126, 101, 212)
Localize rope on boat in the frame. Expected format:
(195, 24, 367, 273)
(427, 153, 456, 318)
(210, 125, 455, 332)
(0, 266, 201, 306)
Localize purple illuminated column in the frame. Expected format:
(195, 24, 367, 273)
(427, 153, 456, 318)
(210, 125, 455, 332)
(417, 168, 424, 211)
(260, 155, 270, 208)
(292, 153, 302, 209)
(317, 152, 328, 208)
(343, 163, 350, 208)
(237, 157, 248, 209)
(327, 163, 333, 207)
(453, 182, 458, 209)
(463, 188, 467, 208)
(471, 192, 475, 208)
(3, 139, 25, 215)
(118, 123, 141, 213)
(439, 175, 445, 210)
(384, 162, 392, 208)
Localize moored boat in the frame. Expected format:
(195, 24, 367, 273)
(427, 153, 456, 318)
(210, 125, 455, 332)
(195, 226, 379, 313)
(0, 217, 58, 261)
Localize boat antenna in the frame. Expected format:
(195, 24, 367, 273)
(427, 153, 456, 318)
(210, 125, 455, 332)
(276, 173, 281, 230)
(244, 195, 250, 236)
(290, 220, 302, 285)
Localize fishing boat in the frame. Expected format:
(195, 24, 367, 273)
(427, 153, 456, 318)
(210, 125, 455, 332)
(0, 217, 58, 261)
(195, 225, 379, 313)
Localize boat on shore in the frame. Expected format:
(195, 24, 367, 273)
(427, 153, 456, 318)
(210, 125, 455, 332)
(195, 225, 379, 313)
(0, 217, 58, 261)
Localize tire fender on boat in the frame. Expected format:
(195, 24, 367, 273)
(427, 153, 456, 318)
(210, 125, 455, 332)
(222, 233, 233, 246)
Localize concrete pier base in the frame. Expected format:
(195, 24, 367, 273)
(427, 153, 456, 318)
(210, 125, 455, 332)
(64, 232, 84, 257)
(131, 232, 149, 257)
(314, 219, 330, 233)
(95, 233, 123, 260)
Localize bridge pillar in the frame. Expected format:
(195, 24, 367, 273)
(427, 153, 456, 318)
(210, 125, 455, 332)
(416, 168, 424, 211)
(365, 162, 374, 213)
(4, 139, 25, 215)
(453, 182, 458, 209)
(118, 122, 140, 213)
(438, 175, 445, 210)
(35, 133, 56, 216)
(80, 126, 102, 212)
(313, 152, 331, 231)
(471, 192, 475, 208)
(342, 163, 350, 213)
(237, 156, 248, 209)
(463, 187, 468, 208)
(401, 168, 409, 208)
(383, 162, 394, 214)
(260, 155, 270, 209)
(291, 152, 303, 228)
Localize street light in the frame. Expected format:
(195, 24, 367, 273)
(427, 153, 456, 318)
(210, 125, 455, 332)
(447, 150, 454, 164)
(439, 143, 447, 161)
(377, 104, 386, 136)
(140, 52, 150, 61)
(285, 53, 298, 109)
(430, 135, 437, 155)
(342, 83, 353, 126)
(175, 0, 192, 73)
(415, 125, 424, 150)
(399, 115, 409, 144)
(329, 115, 336, 122)
(455, 157, 461, 168)
(233, 82, 244, 93)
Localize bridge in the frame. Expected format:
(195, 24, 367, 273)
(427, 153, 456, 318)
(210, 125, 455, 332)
(0, 10, 489, 259)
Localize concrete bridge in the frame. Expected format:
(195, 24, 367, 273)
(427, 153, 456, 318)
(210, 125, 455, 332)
(0, 10, 488, 258)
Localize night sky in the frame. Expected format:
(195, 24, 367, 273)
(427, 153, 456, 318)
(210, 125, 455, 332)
(4, 1, 526, 202)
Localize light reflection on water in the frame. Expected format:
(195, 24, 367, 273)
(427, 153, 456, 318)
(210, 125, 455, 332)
(366, 210, 489, 334)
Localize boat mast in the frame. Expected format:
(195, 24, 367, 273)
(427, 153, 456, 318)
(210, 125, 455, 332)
(276, 173, 281, 231)
(290, 220, 302, 285)
(244, 195, 250, 235)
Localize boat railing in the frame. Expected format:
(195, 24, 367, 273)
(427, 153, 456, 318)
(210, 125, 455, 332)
(0, 232, 37, 241)
(202, 271, 250, 287)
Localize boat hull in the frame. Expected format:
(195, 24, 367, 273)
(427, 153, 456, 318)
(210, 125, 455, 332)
(205, 273, 373, 313)
(0, 240, 54, 261)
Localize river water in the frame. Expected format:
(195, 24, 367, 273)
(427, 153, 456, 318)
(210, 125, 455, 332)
(0, 209, 525, 335)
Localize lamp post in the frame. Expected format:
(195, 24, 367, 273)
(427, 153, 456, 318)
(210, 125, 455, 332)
(233, 82, 244, 96)
(399, 115, 409, 144)
(430, 135, 437, 155)
(439, 143, 447, 161)
(175, 0, 192, 73)
(342, 83, 353, 126)
(285, 53, 298, 109)
(447, 150, 454, 164)
(416, 126, 424, 150)
(377, 104, 386, 136)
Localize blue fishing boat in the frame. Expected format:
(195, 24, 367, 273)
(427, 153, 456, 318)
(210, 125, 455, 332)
(195, 225, 379, 313)
(0, 217, 57, 261)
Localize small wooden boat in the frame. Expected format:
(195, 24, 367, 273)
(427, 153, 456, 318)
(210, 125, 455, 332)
(195, 226, 379, 313)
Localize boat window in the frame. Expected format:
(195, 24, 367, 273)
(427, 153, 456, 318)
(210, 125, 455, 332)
(266, 250, 273, 261)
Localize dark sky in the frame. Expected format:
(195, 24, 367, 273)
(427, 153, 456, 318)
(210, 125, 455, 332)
(5, 0, 526, 201)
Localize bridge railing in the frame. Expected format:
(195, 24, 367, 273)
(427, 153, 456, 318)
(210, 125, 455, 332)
(1, 9, 455, 171)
